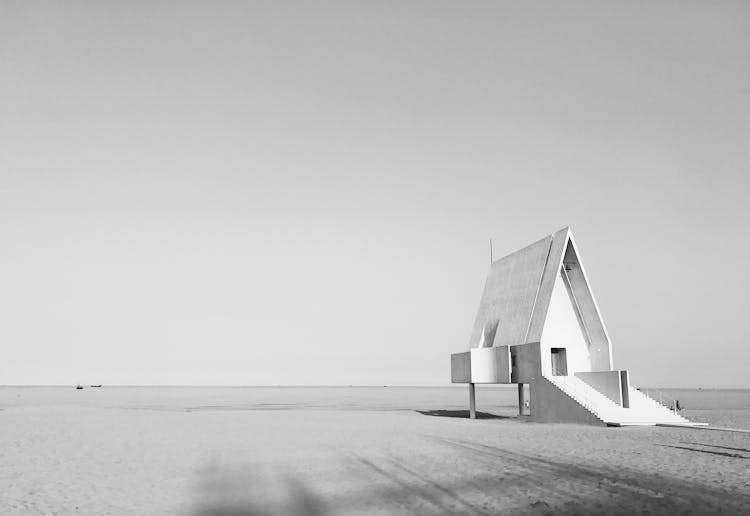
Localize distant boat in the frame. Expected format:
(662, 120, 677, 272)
(90, 385, 102, 388)
(75, 385, 84, 390)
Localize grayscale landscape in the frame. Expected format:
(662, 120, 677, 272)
(2, 1, 749, 514)
(2, 386, 749, 515)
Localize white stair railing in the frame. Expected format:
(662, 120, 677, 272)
(637, 387, 679, 412)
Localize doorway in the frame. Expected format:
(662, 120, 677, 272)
(550, 348, 568, 376)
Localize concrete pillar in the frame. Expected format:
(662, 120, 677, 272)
(620, 370, 630, 409)
(518, 383, 525, 416)
(469, 383, 476, 419)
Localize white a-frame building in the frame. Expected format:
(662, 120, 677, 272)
(451, 227, 700, 426)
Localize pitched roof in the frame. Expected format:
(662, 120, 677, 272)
(468, 227, 610, 356)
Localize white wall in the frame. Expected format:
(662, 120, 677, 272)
(541, 269, 591, 374)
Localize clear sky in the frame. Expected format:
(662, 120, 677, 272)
(1, 1, 748, 387)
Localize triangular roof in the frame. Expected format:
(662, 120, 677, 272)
(468, 228, 611, 367)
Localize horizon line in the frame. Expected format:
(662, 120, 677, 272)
(2, 384, 749, 390)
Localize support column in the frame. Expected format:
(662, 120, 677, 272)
(518, 383, 525, 416)
(469, 383, 476, 419)
(620, 370, 630, 408)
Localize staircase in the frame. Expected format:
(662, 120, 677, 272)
(547, 374, 696, 426)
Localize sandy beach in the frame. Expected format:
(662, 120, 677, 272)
(1, 386, 748, 515)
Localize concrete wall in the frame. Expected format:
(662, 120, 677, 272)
(540, 268, 592, 375)
(575, 371, 623, 405)
(451, 352, 471, 383)
(510, 342, 542, 384)
(468, 236, 552, 349)
(561, 236, 612, 371)
(470, 346, 511, 383)
(527, 227, 569, 342)
(523, 228, 613, 373)
(529, 377, 604, 425)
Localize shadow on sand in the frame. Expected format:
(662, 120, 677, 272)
(188, 436, 748, 515)
(657, 444, 747, 459)
(188, 466, 327, 516)
(416, 409, 510, 420)
(683, 442, 750, 454)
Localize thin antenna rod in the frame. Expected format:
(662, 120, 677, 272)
(489, 238, 493, 264)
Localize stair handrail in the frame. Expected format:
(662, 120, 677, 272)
(635, 386, 679, 412)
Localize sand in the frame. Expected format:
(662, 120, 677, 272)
(1, 386, 748, 515)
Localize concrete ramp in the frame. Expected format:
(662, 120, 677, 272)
(542, 375, 697, 426)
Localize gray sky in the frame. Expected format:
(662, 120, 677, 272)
(1, 1, 748, 387)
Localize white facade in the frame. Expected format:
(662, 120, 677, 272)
(541, 267, 591, 375)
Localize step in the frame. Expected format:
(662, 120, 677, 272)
(546, 374, 695, 426)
